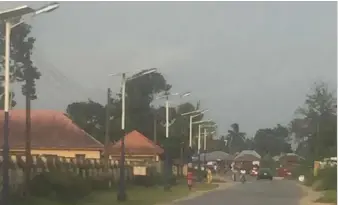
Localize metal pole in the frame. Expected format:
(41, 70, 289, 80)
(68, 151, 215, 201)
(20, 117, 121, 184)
(2, 21, 11, 205)
(315, 121, 320, 161)
(104, 88, 111, 171)
(198, 124, 201, 182)
(189, 116, 192, 148)
(203, 128, 207, 166)
(165, 97, 169, 139)
(24, 80, 32, 197)
(164, 96, 171, 191)
(117, 74, 127, 201)
(154, 112, 157, 144)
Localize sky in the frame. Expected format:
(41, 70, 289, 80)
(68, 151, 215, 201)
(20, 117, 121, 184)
(1, 1, 337, 138)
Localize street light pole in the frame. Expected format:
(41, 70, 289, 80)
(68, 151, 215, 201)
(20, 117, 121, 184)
(0, 3, 59, 203)
(203, 128, 207, 165)
(157, 91, 190, 191)
(109, 68, 157, 201)
(2, 20, 11, 204)
(164, 95, 170, 191)
(198, 124, 202, 181)
(117, 73, 127, 201)
(180, 109, 208, 148)
(189, 115, 193, 148)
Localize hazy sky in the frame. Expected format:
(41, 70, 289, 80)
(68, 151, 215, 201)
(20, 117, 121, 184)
(1, 1, 337, 137)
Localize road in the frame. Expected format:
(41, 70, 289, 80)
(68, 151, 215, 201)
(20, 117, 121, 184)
(173, 179, 305, 205)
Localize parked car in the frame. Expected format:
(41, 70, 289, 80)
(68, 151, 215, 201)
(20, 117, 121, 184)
(257, 168, 273, 180)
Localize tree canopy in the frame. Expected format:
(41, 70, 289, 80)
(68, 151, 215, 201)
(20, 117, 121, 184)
(0, 22, 40, 108)
(290, 82, 336, 160)
(66, 71, 207, 159)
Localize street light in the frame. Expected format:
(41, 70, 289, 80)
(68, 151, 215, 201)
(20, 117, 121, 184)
(192, 119, 212, 181)
(156, 91, 191, 191)
(0, 3, 59, 204)
(181, 109, 209, 148)
(201, 125, 217, 165)
(109, 68, 157, 201)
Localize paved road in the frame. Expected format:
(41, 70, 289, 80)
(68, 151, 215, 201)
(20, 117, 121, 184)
(174, 179, 305, 205)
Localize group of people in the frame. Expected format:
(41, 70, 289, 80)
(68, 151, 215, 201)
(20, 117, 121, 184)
(229, 162, 252, 182)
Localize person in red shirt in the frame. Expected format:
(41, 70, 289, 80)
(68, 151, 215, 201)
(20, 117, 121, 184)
(187, 171, 193, 190)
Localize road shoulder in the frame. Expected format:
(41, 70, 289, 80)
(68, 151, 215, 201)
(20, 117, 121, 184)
(157, 182, 236, 205)
(296, 183, 335, 205)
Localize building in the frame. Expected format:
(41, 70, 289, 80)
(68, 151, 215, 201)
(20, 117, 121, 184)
(108, 130, 164, 162)
(275, 153, 304, 168)
(234, 150, 261, 170)
(0, 110, 103, 159)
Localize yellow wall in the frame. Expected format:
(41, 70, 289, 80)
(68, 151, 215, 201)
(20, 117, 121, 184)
(10, 149, 101, 159)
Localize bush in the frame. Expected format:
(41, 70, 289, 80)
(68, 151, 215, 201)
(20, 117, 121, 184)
(29, 171, 91, 202)
(90, 176, 114, 190)
(316, 167, 337, 190)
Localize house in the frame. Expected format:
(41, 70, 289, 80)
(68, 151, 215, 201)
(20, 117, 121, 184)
(108, 130, 164, 162)
(276, 153, 304, 168)
(234, 150, 261, 170)
(0, 110, 104, 159)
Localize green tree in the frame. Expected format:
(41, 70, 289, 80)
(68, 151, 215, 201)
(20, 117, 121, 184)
(0, 22, 40, 107)
(66, 99, 106, 142)
(226, 123, 246, 154)
(253, 124, 292, 157)
(66, 71, 172, 143)
(290, 82, 336, 160)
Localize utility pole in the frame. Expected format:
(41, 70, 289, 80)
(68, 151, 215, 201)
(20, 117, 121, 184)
(24, 78, 33, 197)
(104, 88, 111, 171)
(153, 111, 157, 144)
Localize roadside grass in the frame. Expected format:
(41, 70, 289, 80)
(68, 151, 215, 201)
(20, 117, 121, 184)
(315, 190, 337, 204)
(11, 183, 218, 205)
(82, 183, 218, 205)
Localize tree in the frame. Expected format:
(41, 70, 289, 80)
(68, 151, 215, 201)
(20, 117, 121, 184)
(226, 123, 246, 154)
(253, 124, 292, 157)
(290, 82, 336, 160)
(0, 22, 40, 107)
(66, 99, 106, 142)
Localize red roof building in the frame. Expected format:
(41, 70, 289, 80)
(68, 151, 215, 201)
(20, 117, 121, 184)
(109, 130, 163, 160)
(0, 110, 103, 158)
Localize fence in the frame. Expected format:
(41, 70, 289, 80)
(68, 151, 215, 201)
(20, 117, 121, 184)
(0, 155, 143, 193)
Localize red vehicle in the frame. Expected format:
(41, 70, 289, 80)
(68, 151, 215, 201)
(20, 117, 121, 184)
(250, 166, 259, 176)
(277, 167, 292, 178)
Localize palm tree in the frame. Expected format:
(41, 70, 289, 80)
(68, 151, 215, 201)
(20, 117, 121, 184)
(227, 123, 246, 154)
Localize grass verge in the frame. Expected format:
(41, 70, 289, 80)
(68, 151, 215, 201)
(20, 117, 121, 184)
(316, 190, 337, 204)
(12, 183, 218, 205)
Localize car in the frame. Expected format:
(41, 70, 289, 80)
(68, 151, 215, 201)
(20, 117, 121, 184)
(257, 168, 273, 180)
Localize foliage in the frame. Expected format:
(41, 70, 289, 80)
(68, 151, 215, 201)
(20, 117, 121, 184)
(316, 190, 337, 203)
(29, 171, 91, 202)
(0, 22, 40, 108)
(315, 167, 337, 191)
(66, 100, 106, 142)
(253, 124, 292, 157)
(225, 123, 247, 154)
(290, 82, 337, 160)
(66, 71, 208, 161)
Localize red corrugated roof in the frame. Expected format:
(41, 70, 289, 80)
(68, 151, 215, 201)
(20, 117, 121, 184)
(109, 130, 164, 155)
(0, 110, 103, 150)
